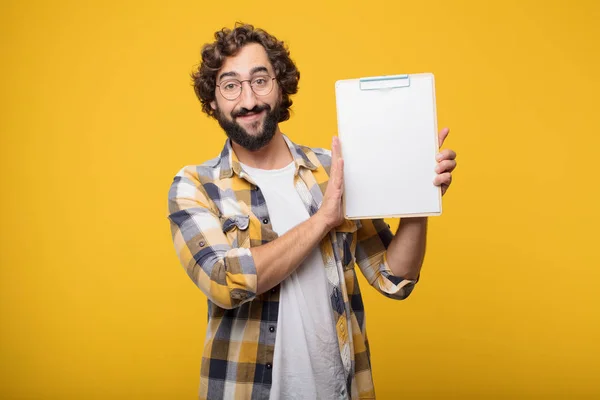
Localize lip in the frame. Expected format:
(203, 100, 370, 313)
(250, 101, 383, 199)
(236, 109, 265, 123)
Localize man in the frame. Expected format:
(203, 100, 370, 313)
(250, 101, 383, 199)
(168, 23, 457, 400)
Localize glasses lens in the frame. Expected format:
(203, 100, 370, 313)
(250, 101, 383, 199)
(220, 80, 241, 99)
(251, 76, 273, 95)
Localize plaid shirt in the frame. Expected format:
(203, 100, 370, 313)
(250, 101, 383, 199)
(167, 135, 418, 399)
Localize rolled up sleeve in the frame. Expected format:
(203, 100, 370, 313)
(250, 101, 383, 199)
(355, 218, 418, 300)
(167, 167, 257, 309)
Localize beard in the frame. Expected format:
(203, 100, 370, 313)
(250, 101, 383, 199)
(215, 101, 281, 152)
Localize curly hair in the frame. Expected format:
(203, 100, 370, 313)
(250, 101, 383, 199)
(191, 23, 300, 122)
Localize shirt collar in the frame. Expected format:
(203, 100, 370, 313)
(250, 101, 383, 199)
(218, 134, 318, 179)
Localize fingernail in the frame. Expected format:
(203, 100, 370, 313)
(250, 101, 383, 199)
(436, 153, 442, 160)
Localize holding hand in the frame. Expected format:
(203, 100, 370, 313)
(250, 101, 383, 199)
(318, 128, 456, 232)
(434, 127, 457, 196)
(318, 136, 345, 230)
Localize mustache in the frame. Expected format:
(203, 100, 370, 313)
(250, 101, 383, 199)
(232, 104, 271, 119)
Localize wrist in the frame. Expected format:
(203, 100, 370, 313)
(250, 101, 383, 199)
(400, 217, 428, 225)
(313, 210, 334, 235)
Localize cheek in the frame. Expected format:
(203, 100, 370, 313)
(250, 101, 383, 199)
(215, 99, 234, 117)
(266, 90, 282, 108)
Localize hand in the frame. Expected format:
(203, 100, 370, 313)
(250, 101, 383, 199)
(434, 127, 457, 196)
(317, 136, 345, 230)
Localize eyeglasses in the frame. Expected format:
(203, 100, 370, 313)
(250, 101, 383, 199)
(216, 75, 276, 101)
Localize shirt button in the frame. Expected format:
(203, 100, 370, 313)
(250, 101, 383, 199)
(270, 288, 277, 294)
(269, 326, 275, 333)
(199, 241, 205, 247)
(266, 363, 272, 370)
(262, 218, 269, 224)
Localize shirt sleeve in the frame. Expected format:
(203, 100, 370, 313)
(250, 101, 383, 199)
(167, 167, 257, 309)
(354, 218, 418, 300)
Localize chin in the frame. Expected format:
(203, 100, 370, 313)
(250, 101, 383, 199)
(244, 121, 264, 134)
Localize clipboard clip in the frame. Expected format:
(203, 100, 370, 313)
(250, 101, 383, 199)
(359, 74, 410, 90)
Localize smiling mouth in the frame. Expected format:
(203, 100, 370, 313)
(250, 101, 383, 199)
(236, 109, 265, 122)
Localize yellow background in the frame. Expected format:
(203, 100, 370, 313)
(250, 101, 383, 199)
(2, 0, 599, 398)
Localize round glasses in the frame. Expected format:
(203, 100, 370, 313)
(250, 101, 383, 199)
(216, 75, 276, 101)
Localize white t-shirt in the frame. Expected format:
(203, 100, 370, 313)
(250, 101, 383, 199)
(239, 161, 347, 400)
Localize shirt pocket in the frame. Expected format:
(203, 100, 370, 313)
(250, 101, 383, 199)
(220, 214, 251, 248)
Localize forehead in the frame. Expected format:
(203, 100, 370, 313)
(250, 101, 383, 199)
(218, 43, 274, 79)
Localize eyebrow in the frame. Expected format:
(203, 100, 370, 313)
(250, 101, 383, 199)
(250, 66, 269, 75)
(218, 66, 270, 82)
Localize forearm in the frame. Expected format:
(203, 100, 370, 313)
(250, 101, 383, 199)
(385, 217, 428, 280)
(251, 212, 331, 295)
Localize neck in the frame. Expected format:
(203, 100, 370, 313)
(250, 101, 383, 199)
(231, 129, 293, 170)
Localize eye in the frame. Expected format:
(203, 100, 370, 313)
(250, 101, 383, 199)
(253, 77, 268, 87)
(220, 80, 240, 92)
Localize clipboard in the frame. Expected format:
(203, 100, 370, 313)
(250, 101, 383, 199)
(334, 73, 442, 220)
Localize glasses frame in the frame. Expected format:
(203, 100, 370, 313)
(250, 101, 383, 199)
(216, 75, 277, 101)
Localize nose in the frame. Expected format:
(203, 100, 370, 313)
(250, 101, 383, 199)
(237, 81, 258, 110)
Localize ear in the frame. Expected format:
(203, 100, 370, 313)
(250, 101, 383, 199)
(210, 100, 217, 111)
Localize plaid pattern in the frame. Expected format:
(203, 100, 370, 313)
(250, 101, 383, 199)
(167, 135, 418, 399)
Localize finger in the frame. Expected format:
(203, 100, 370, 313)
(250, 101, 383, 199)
(433, 172, 452, 187)
(436, 148, 457, 162)
(329, 137, 341, 181)
(438, 127, 450, 147)
(337, 160, 345, 203)
(327, 159, 343, 197)
(435, 159, 457, 174)
(331, 136, 340, 165)
(335, 159, 344, 191)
